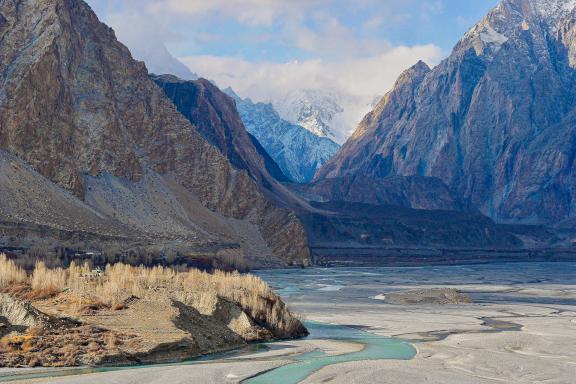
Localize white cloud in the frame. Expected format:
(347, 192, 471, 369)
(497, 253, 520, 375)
(285, 16, 393, 59)
(180, 44, 442, 142)
(146, 0, 327, 27)
(88, 0, 446, 142)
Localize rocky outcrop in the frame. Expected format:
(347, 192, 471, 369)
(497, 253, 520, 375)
(317, 0, 576, 226)
(174, 292, 272, 342)
(0, 262, 308, 367)
(0, 293, 49, 329)
(376, 288, 472, 305)
(0, 0, 310, 267)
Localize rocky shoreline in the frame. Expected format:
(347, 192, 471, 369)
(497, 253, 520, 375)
(0, 258, 307, 368)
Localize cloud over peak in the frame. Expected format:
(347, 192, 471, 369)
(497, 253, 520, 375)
(180, 44, 442, 142)
(86, 0, 497, 141)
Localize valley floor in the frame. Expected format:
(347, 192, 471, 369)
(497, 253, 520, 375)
(298, 292, 576, 383)
(2, 263, 575, 383)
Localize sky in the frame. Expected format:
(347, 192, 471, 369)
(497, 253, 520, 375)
(86, 0, 500, 142)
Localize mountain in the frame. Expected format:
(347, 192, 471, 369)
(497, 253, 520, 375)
(134, 41, 198, 81)
(246, 132, 291, 183)
(151, 75, 290, 185)
(225, 89, 340, 183)
(317, 0, 576, 226)
(274, 89, 374, 145)
(275, 89, 343, 139)
(0, 0, 309, 267)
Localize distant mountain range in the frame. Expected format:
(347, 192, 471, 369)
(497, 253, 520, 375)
(275, 89, 343, 140)
(273, 89, 374, 145)
(225, 89, 340, 183)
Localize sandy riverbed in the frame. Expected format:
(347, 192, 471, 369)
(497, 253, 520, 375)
(299, 299, 575, 383)
(0, 338, 360, 384)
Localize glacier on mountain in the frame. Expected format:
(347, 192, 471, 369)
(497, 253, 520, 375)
(225, 88, 340, 183)
(275, 89, 343, 140)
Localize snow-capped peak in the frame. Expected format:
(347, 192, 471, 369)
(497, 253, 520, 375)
(231, 90, 340, 182)
(461, 0, 576, 57)
(275, 89, 343, 139)
(531, 0, 576, 23)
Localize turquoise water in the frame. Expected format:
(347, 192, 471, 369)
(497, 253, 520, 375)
(0, 344, 269, 383)
(2, 262, 572, 383)
(0, 322, 414, 384)
(243, 321, 416, 384)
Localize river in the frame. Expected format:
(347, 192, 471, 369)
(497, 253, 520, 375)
(1, 262, 575, 383)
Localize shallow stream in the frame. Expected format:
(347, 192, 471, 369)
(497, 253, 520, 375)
(0, 321, 414, 383)
(243, 321, 415, 384)
(3, 262, 574, 383)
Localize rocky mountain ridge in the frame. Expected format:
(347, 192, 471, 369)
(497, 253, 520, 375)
(0, 0, 309, 267)
(317, 0, 576, 226)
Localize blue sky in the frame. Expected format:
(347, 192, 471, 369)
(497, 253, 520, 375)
(86, 0, 500, 141)
(88, 0, 498, 62)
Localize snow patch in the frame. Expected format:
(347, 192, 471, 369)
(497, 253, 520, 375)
(227, 89, 340, 183)
(275, 89, 343, 139)
(480, 25, 508, 46)
(532, 0, 576, 30)
(533, 0, 576, 19)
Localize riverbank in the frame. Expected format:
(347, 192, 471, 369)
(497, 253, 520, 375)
(264, 263, 576, 383)
(0, 258, 307, 368)
(2, 262, 575, 383)
(0, 334, 370, 383)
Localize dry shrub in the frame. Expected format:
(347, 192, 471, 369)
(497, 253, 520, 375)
(78, 300, 110, 315)
(0, 334, 34, 352)
(31, 261, 67, 293)
(25, 287, 60, 301)
(2, 282, 31, 298)
(0, 254, 27, 289)
(0, 325, 130, 368)
(27, 327, 44, 337)
(2, 259, 303, 336)
(67, 261, 91, 291)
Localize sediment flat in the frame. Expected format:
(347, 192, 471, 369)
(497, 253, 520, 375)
(3, 263, 575, 384)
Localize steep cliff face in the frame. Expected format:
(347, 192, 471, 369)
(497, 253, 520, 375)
(150, 75, 310, 264)
(247, 132, 291, 183)
(151, 75, 289, 185)
(317, 0, 576, 226)
(0, 0, 309, 266)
